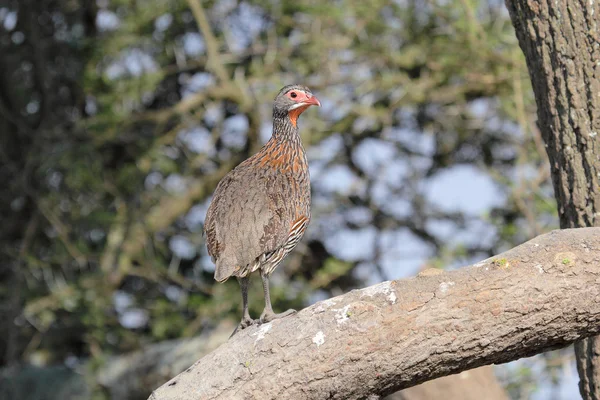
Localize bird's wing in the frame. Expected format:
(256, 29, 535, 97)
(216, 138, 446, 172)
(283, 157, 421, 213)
(204, 167, 292, 281)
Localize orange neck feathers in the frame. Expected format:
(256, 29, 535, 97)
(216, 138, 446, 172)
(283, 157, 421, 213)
(288, 105, 311, 127)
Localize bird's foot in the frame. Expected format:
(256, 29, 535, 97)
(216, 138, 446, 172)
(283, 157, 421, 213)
(259, 308, 296, 324)
(229, 316, 258, 338)
(240, 316, 258, 329)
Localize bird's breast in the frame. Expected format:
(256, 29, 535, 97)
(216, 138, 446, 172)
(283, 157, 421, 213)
(254, 139, 308, 175)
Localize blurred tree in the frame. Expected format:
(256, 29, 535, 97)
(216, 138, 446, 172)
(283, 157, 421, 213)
(0, 0, 574, 398)
(0, 0, 97, 366)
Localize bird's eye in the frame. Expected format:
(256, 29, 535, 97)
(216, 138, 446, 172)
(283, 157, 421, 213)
(290, 92, 297, 98)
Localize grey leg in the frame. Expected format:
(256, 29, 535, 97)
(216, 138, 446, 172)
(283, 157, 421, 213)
(230, 277, 256, 338)
(259, 269, 296, 323)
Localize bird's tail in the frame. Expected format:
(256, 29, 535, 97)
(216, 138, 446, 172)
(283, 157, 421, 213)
(214, 259, 235, 282)
(214, 269, 230, 283)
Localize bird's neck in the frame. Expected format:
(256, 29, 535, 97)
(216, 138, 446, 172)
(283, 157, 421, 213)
(251, 113, 307, 173)
(270, 113, 303, 146)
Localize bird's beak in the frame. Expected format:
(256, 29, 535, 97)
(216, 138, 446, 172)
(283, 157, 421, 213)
(303, 94, 321, 107)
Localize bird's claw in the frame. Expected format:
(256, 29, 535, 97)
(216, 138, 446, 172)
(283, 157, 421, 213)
(259, 308, 296, 324)
(240, 317, 257, 329)
(229, 317, 258, 338)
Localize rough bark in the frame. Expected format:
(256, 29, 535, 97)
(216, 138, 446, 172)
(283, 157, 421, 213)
(505, 1, 600, 398)
(149, 228, 600, 400)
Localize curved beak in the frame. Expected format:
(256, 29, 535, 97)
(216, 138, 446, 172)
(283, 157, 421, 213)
(304, 94, 321, 107)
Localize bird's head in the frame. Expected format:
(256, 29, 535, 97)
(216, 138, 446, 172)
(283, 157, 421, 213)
(273, 84, 321, 127)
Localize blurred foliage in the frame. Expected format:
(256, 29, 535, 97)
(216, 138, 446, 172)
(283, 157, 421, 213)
(0, 0, 565, 398)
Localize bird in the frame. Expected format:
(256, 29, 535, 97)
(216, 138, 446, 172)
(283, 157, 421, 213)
(204, 84, 320, 335)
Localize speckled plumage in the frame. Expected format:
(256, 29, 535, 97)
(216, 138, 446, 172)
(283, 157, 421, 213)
(205, 126, 310, 281)
(204, 85, 319, 335)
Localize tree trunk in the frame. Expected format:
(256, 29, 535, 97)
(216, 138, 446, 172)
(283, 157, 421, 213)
(150, 228, 600, 400)
(505, 1, 600, 398)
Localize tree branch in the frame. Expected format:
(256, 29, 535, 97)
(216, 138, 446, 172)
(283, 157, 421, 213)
(186, 0, 231, 85)
(150, 228, 600, 399)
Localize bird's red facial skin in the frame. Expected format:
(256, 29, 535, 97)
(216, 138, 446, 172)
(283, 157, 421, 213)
(286, 90, 308, 103)
(286, 90, 320, 127)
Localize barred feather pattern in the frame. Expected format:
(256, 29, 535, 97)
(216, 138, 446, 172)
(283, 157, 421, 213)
(245, 215, 310, 277)
(205, 103, 312, 282)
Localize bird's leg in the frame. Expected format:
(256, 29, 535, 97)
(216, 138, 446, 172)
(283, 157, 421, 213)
(259, 269, 296, 323)
(239, 276, 254, 326)
(230, 276, 256, 338)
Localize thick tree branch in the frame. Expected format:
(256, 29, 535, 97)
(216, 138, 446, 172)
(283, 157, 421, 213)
(149, 228, 600, 400)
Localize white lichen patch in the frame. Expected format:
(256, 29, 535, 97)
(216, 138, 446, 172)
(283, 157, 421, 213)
(360, 281, 397, 304)
(534, 264, 545, 274)
(312, 331, 325, 347)
(438, 281, 455, 294)
(322, 298, 338, 307)
(313, 298, 338, 314)
(252, 323, 272, 343)
(388, 291, 397, 304)
(333, 305, 351, 324)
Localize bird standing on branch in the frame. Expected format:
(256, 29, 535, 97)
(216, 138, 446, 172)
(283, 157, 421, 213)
(204, 85, 320, 335)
